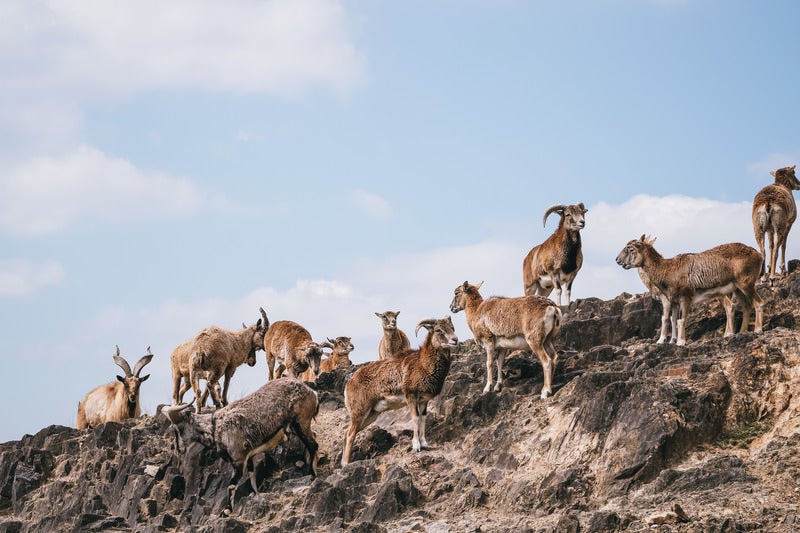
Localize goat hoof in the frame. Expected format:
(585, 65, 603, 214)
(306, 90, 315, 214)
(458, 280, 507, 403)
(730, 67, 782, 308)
(482, 385, 492, 394)
(493, 383, 503, 392)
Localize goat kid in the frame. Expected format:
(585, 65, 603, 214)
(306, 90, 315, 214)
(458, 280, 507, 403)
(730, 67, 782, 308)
(375, 311, 411, 360)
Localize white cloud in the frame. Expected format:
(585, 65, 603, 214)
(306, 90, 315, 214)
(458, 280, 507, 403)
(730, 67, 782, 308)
(0, 0, 364, 99)
(0, 144, 222, 235)
(349, 189, 393, 220)
(0, 259, 65, 297)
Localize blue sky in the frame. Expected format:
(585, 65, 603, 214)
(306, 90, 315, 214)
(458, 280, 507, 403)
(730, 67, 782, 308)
(2, 0, 799, 442)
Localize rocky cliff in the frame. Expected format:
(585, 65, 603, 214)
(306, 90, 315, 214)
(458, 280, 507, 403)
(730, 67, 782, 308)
(3, 271, 800, 532)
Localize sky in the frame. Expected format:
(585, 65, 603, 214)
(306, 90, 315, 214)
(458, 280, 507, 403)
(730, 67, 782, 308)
(2, 0, 800, 442)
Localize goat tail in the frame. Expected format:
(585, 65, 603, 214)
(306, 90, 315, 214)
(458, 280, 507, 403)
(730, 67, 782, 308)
(754, 202, 771, 232)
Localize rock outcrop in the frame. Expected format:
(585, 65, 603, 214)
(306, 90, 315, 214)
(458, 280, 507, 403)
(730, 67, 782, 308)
(3, 273, 800, 531)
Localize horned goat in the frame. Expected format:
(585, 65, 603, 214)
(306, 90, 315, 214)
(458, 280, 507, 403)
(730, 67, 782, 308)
(76, 346, 153, 429)
(522, 202, 587, 306)
(300, 336, 354, 382)
(342, 317, 458, 467)
(752, 165, 800, 283)
(450, 281, 562, 397)
(616, 236, 764, 346)
(162, 377, 319, 492)
(376, 311, 411, 360)
(264, 320, 323, 381)
(187, 308, 269, 413)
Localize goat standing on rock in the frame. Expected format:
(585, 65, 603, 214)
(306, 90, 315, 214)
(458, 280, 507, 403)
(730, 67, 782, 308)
(450, 281, 562, 397)
(616, 236, 764, 346)
(523, 202, 587, 306)
(162, 378, 319, 492)
(76, 346, 153, 429)
(752, 165, 800, 284)
(264, 320, 323, 381)
(341, 317, 458, 466)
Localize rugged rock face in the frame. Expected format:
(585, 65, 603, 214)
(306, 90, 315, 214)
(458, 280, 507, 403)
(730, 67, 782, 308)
(3, 274, 800, 532)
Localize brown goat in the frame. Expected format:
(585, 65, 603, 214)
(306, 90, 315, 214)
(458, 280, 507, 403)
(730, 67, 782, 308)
(451, 281, 562, 397)
(76, 346, 153, 429)
(523, 203, 587, 306)
(188, 310, 268, 413)
(264, 320, 323, 381)
(752, 165, 800, 283)
(300, 336, 354, 382)
(342, 317, 458, 466)
(616, 236, 764, 346)
(375, 311, 411, 360)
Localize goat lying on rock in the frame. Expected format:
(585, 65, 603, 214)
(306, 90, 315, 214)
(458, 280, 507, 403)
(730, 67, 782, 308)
(342, 317, 458, 466)
(523, 202, 587, 306)
(77, 346, 153, 429)
(450, 281, 562, 397)
(616, 236, 764, 346)
(163, 377, 319, 492)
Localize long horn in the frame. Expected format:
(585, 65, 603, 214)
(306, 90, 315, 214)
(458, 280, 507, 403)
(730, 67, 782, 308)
(132, 347, 154, 377)
(415, 318, 436, 337)
(542, 204, 566, 227)
(259, 307, 270, 330)
(113, 346, 133, 377)
(162, 403, 192, 424)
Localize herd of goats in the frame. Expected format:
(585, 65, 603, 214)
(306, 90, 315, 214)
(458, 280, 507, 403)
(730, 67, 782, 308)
(74, 165, 800, 491)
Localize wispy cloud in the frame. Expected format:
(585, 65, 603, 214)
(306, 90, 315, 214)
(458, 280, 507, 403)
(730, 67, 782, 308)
(0, 145, 223, 236)
(0, 259, 65, 297)
(349, 189, 393, 220)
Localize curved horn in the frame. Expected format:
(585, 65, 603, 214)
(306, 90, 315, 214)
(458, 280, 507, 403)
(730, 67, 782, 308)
(113, 346, 133, 377)
(259, 307, 270, 330)
(415, 318, 436, 337)
(162, 403, 193, 424)
(542, 204, 566, 227)
(132, 348, 154, 377)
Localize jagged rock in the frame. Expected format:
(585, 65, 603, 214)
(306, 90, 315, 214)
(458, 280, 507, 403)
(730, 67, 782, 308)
(3, 271, 800, 530)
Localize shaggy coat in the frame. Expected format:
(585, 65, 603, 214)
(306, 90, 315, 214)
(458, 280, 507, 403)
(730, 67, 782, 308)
(300, 336, 354, 382)
(342, 317, 458, 466)
(616, 236, 764, 346)
(77, 347, 153, 429)
(523, 203, 587, 306)
(163, 377, 318, 491)
(752, 165, 800, 282)
(451, 281, 561, 397)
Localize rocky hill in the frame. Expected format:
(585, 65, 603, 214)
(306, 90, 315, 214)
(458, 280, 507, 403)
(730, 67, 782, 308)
(3, 270, 800, 532)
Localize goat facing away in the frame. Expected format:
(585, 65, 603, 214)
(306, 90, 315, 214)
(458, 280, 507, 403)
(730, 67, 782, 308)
(263, 320, 323, 381)
(342, 317, 458, 467)
(375, 311, 411, 360)
(616, 236, 764, 346)
(450, 281, 562, 397)
(752, 165, 800, 283)
(188, 308, 269, 413)
(300, 336, 354, 382)
(77, 346, 153, 429)
(523, 202, 587, 306)
(162, 377, 319, 492)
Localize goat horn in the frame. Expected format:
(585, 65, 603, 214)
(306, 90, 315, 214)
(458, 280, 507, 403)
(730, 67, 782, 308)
(542, 204, 566, 227)
(415, 318, 436, 337)
(259, 307, 270, 330)
(162, 403, 192, 424)
(132, 351, 154, 377)
(113, 349, 133, 377)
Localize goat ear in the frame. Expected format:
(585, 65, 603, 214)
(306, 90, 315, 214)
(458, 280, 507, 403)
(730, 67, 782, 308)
(639, 234, 646, 242)
(462, 281, 470, 289)
(139, 374, 150, 383)
(395, 311, 400, 316)
(375, 312, 383, 318)
(117, 375, 125, 383)
(771, 170, 777, 177)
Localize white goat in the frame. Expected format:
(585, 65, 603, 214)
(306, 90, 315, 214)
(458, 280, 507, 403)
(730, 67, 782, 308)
(752, 165, 800, 283)
(450, 281, 562, 397)
(342, 317, 458, 466)
(616, 236, 764, 346)
(76, 346, 153, 429)
(523, 202, 587, 306)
